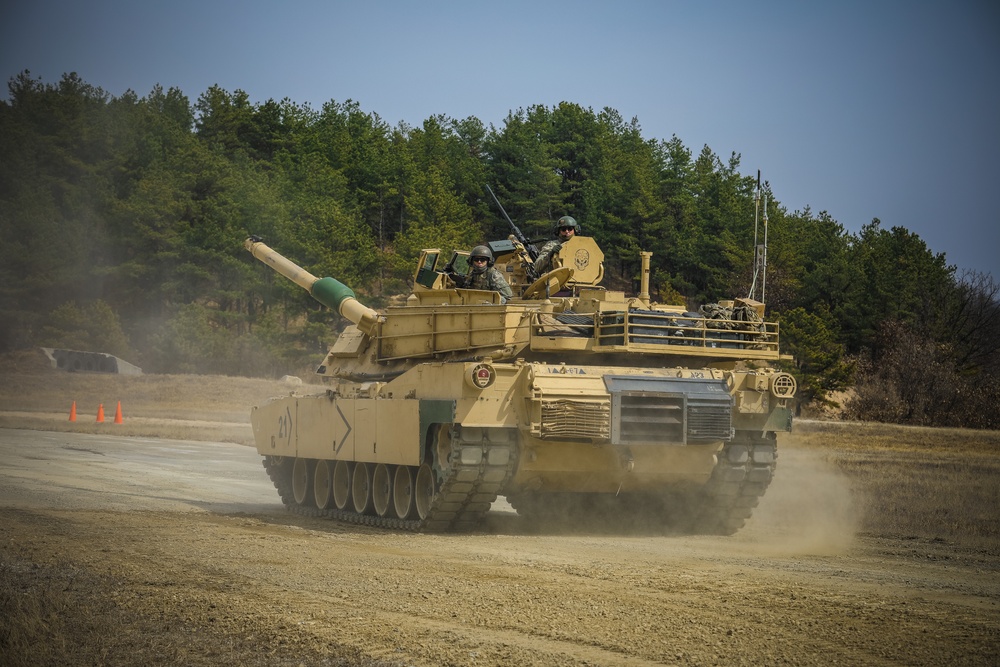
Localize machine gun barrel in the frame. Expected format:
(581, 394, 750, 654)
(486, 185, 538, 261)
(244, 237, 380, 335)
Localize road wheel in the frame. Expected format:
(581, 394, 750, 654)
(332, 460, 352, 510)
(352, 462, 373, 514)
(372, 464, 392, 517)
(292, 458, 313, 507)
(313, 460, 333, 509)
(414, 463, 436, 520)
(393, 466, 414, 519)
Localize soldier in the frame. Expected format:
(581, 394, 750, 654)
(533, 215, 580, 275)
(454, 245, 513, 304)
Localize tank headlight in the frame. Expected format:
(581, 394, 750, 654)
(465, 362, 496, 390)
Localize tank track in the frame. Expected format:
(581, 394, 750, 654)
(261, 426, 517, 532)
(692, 433, 777, 535)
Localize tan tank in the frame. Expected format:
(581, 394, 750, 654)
(244, 233, 796, 534)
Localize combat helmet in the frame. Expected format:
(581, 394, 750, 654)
(470, 245, 494, 270)
(556, 215, 580, 234)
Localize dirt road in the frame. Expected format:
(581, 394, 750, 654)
(2, 427, 997, 666)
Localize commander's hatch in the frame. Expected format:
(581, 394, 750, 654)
(553, 236, 605, 287)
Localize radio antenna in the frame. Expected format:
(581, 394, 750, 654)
(747, 171, 769, 303)
(748, 171, 763, 301)
(761, 187, 768, 304)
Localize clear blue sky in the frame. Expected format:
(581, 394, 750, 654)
(3, 0, 998, 279)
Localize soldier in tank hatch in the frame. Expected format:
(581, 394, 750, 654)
(453, 245, 513, 303)
(533, 216, 580, 275)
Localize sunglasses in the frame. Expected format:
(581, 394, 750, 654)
(471, 257, 488, 263)
(558, 226, 576, 232)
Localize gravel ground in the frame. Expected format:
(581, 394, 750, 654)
(1, 428, 997, 666)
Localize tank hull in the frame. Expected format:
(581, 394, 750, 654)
(250, 360, 791, 533)
(243, 236, 795, 534)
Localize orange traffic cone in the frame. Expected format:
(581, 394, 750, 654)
(114, 401, 123, 424)
(96, 404, 105, 423)
(69, 401, 77, 422)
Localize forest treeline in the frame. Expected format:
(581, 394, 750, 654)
(1, 72, 998, 428)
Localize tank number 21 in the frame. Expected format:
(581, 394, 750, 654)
(276, 406, 293, 444)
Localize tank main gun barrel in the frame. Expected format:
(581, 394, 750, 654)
(244, 237, 380, 335)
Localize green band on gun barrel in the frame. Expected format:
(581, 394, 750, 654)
(310, 276, 356, 312)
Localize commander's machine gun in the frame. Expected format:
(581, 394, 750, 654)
(486, 185, 540, 281)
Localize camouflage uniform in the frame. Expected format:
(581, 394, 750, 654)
(533, 239, 563, 275)
(460, 266, 513, 303)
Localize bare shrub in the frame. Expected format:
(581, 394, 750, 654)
(845, 320, 1000, 429)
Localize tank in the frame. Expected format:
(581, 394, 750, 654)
(244, 233, 796, 534)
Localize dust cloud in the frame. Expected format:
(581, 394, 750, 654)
(736, 443, 862, 556)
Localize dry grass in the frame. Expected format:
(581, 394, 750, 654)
(789, 420, 1000, 550)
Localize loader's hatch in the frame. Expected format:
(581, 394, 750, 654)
(603, 376, 734, 445)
